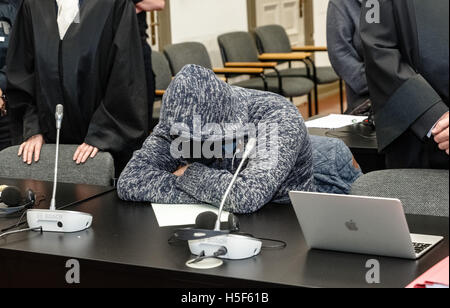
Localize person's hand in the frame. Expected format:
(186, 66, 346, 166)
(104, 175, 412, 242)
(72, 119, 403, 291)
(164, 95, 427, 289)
(18, 134, 45, 165)
(173, 165, 190, 177)
(0, 88, 6, 117)
(73, 143, 99, 164)
(432, 112, 449, 155)
(135, 0, 165, 13)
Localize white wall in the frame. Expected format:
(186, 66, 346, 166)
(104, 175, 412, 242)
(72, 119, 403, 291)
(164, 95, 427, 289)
(313, 0, 331, 67)
(170, 0, 248, 67)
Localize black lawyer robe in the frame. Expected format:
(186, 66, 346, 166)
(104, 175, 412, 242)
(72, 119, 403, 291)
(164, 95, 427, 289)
(6, 0, 148, 172)
(360, 0, 449, 153)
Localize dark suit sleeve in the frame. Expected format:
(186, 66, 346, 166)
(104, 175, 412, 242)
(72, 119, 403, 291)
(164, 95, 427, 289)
(84, 0, 148, 154)
(360, 0, 448, 150)
(327, 2, 368, 96)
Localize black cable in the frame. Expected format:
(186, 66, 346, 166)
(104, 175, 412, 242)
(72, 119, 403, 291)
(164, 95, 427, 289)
(0, 226, 43, 239)
(0, 187, 116, 233)
(230, 231, 287, 250)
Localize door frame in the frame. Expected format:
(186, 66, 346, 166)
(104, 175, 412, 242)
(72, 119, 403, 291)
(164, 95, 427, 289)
(247, 0, 313, 45)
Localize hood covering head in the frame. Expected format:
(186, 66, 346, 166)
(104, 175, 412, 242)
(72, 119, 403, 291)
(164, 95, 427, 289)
(154, 64, 250, 142)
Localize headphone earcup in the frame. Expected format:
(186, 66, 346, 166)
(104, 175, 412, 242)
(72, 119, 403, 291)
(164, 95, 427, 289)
(195, 211, 218, 230)
(228, 214, 240, 232)
(1, 186, 22, 208)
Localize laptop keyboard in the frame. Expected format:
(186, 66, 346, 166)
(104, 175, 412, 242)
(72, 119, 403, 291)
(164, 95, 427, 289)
(413, 242, 432, 254)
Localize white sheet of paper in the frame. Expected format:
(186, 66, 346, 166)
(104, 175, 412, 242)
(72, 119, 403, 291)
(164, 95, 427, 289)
(151, 203, 230, 227)
(305, 114, 368, 129)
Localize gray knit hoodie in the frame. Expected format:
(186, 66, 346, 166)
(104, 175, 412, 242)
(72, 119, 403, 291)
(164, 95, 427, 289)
(117, 65, 317, 214)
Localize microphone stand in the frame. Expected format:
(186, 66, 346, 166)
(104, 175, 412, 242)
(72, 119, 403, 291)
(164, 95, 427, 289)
(26, 105, 93, 233)
(214, 138, 257, 231)
(187, 138, 262, 261)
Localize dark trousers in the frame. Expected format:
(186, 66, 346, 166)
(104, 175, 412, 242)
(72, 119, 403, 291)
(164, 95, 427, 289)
(385, 129, 449, 169)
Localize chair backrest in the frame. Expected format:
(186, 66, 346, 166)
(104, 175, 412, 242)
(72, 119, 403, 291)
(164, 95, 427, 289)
(0, 145, 115, 186)
(152, 50, 173, 91)
(163, 42, 213, 75)
(351, 169, 449, 217)
(217, 31, 260, 63)
(255, 24, 292, 53)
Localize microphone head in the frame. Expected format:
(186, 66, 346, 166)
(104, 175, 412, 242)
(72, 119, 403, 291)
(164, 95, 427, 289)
(195, 211, 218, 230)
(55, 104, 64, 119)
(1, 186, 22, 207)
(243, 137, 257, 158)
(55, 104, 64, 129)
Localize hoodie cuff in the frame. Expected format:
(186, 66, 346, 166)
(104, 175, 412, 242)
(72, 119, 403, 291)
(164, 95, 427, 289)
(175, 163, 209, 197)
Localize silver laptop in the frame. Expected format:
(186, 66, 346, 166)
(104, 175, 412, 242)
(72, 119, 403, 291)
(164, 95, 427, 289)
(289, 191, 444, 259)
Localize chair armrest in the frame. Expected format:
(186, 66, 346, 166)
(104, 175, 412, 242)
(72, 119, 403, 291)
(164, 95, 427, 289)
(258, 52, 312, 61)
(155, 90, 166, 96)
(224, 62, 278, 68)
(213, 67, 264, 75)
(291, 46, 327, 52)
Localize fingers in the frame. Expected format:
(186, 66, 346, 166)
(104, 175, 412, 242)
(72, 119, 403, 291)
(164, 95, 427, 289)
(73, 144, 84, 161)
(432, 116, 449, 135)
(434, 128, 449, 144)
(90, 147, 99, 158)
(23, 142, 31, 164)
(18, 142, 25, 157)
(34, 142, 42, 162)
(74, 144, 98, 164)
(80, 146, 93, 164)
(438, 141, 449, 151)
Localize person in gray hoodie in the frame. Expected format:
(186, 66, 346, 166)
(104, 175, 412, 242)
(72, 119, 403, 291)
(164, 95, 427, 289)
(117, 65, 361, 214)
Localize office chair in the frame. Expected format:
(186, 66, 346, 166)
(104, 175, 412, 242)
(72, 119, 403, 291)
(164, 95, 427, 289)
(163, 42, 267, 90)
(218, 31, 315, 116)
(255, 25, 342, 115)
(351, 169, 449, 217)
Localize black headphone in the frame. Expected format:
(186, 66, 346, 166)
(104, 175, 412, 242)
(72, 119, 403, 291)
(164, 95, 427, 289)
(173, 211, 240, 241)
(0, 186, 36, 216)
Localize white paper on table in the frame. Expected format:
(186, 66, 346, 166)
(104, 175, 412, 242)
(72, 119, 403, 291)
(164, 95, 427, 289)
(305, 114, 368, 129)
(151, 203, 230, 227)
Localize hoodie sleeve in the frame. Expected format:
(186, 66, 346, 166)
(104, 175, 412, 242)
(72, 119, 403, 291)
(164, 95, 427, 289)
(117, 134, 200, 204)
(175, 106, 313, 214)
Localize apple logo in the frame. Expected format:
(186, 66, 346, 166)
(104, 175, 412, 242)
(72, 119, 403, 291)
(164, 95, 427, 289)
(345, 220, 359, 231)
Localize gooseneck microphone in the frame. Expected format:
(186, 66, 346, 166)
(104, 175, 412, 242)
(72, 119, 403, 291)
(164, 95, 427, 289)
(26, 105, 93, 233)
(186, 138, 262, 261)
(50, 104, 64, 211)
(214, 138, 257, 231)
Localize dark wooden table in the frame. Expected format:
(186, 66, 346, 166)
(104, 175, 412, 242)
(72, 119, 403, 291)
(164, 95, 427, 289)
(0, 179, 448, 288)
(308, 120, 386, 173)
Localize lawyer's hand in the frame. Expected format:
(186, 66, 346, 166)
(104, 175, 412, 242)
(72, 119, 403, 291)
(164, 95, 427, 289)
(432, 112, 449, 155)
(73, 143, 99, 164)
(18, 134, 45, 165)
(135, 0, 165, 13)
(173, 165, 190, 177)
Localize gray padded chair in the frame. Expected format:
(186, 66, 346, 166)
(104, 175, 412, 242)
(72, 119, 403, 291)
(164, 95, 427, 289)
(351, 169, 449, 217)
(255, 25, 342, 114)
(164, 42, 213, 75)
(0, 145, 115, 186)
(217, 32, 315, 111)
(152, 50, 173, 95)
(163, 41, 270, 92)
(151, 51, 173, 128)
